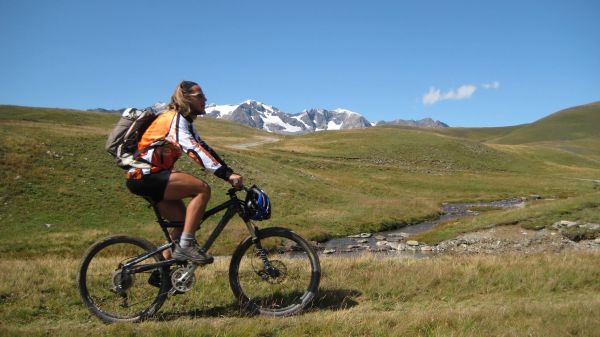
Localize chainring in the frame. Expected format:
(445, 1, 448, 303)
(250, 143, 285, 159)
(170, 266, 196, 293)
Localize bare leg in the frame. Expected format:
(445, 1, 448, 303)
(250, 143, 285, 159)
(161, 172, 211, 236)
(156, 200, 185, 259)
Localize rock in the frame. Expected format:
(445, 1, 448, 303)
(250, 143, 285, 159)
(527, 195, 542, 200)
(347, 234, 362, 238)
(359, 233, 372, 238)
(346, 244, 363, 250)
(355, 239, 369, 244)
(323, 249, 336, 254)
(552, 220, 579, 229)
(406, 240, 419, 246)
(388, 232, 410, 238)
(420, 245, 433, 251)
(595, 238, 600, 244)
(375, 241, 388, 247)
(374, 235, 386, 241)
(396, 243, 406, 251)
(44, 224, 52, 228)
(283, 241, 300, 251)
(581, 223, 600, 230)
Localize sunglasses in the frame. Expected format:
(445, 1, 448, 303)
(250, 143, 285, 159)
(188, 92, 207, 101)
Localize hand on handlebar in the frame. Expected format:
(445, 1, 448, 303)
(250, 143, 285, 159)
(228, 173, 244, 189)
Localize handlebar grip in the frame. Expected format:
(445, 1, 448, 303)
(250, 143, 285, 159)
(232, 179, 246, 189)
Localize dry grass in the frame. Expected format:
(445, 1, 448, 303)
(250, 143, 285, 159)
(1, 252, 599, 336)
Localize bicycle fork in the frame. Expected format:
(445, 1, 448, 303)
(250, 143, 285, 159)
(244, 220, 280, 279)
(255, 246, 280, 278)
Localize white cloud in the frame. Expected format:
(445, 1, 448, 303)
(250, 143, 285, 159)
(453, 85, 477, 99)
(482, 81, 500, 89)
(422, 84, 477, 106)
(423, 87, 441, 105)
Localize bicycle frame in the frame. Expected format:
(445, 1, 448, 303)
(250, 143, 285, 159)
(124, 188, 260, 275)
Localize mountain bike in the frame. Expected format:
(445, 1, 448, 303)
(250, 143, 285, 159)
(77, 186, 321, 323)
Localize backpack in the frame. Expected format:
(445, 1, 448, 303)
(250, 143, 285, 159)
(105, 108, 157, 170)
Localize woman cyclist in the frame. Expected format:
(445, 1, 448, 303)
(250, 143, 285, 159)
(126, 80, 243, 265)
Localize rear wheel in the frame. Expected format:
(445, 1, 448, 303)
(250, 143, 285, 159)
(77, 235, 170, 323)
(229, 227, 321, 316)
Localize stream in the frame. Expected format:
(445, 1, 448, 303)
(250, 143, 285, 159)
(320, 197, 530, 257)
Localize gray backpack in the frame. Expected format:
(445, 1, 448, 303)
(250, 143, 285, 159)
(105, 108, 157, 170)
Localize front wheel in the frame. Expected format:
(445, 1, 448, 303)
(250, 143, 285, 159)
(229, 227, 321, 316)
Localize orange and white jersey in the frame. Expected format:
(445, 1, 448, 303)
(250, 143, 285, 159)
(127, 110, 232, 180)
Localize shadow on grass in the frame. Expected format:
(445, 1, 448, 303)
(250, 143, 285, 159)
(154, 288, 361, 321)
(308, 288, 361, 312)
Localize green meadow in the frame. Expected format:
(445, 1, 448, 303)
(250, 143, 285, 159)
(0, 102, 599, 336)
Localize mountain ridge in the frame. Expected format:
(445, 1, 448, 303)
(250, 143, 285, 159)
(88, 100, 448, 134)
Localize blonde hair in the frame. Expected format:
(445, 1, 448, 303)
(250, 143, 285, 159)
(168, 80, 198, 118)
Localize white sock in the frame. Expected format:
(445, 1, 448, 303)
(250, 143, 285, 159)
(180, 232, 196, 248)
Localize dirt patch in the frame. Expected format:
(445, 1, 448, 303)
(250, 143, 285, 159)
(227, 136, 279, 150)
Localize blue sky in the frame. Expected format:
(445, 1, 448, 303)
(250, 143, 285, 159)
(1, 0, 598, 127)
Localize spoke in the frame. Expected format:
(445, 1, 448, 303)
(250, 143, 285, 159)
(83, 240, 164, 320)
(237, 235, 314, 311)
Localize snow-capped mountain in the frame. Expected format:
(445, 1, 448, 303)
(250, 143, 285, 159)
(297, 108, 371, 131)
(205, 100, 305, 133)
(140, 100, 448, 134)
(205, 100, 371, 134)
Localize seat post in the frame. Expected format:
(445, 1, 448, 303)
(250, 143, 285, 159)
(144, 197, 174, 242)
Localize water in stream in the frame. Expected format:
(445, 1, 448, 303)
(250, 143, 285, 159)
(321, 197, 527, 257)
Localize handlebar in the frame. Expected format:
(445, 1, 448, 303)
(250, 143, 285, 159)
(227, 184, 250, 196)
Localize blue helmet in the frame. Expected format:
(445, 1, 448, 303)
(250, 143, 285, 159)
(245, 185, 271, 221)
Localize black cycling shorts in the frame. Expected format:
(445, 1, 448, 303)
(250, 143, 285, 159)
(126, 170, 171, 203)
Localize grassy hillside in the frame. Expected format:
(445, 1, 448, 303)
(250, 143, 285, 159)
(1, 103, 600, 336)
(1, 104, 599, 258)
(425, 124, 521, 142)
(492, 101, 600, 144)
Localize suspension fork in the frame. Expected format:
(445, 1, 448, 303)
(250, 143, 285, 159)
(246, 221, 280, 278)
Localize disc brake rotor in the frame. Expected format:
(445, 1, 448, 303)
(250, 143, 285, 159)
(256, 260, 287, 284)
